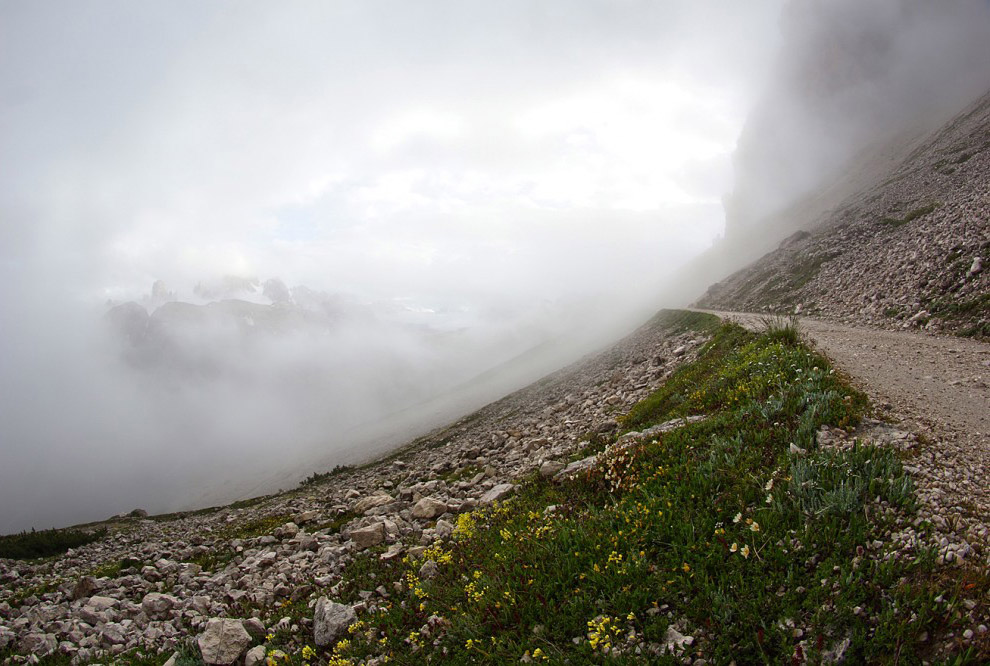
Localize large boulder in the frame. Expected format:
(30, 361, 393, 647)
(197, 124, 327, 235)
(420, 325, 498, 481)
(197, 618, 252, 665)
(349, 523, 385, 550)
(411, 497, 447, 519)
(480, 484, 515, 504)
(18, 633, 56, 656)
(313, 598, 356, 647)
(353, 494, 394, 514)
(87, 595, 118, 611)
(141, 592, 179, 619)
(70, 576, 99, 601)
(244, 646, 268, 666)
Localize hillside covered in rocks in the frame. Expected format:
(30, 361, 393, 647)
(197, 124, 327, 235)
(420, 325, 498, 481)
(0, 313, 712, 663)
(698, 89, 990, 339)
(2, 307, 988, 664)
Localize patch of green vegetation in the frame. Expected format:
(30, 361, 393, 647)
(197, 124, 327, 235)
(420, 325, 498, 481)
(645, 309, 721, 336)
(958, 322, 990, 339)
(441, 465, 483, 483)
(789, 252, 839, 291)
(883, 306, 904, 318)
(759, 314, 800, 346)
(5, 579, 62, 608)
(313, 510, 359, 535)
(88, 556, 145, 579)
(0, 526, 106, 561)
(620, 322, 760, 430)
(304, 315, 981, 665)
(149, 506, 222, 522)
(880, 203, 938, 228)
(222, 513, 293, 540)
(299, 465, 354, 487)
(188, 548, 237, 573)
(927, 293, 990, 340)
(932, 292, 990, 318)
(230, 495, 274, 510)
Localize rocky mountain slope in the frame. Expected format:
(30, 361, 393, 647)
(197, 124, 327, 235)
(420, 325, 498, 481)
(698, 89, 990, 339)
(0, 313, 711, 663)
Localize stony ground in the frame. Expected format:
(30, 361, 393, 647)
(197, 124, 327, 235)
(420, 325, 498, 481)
(2, 308, 989, 663)
(698, 90, 990, 339)
(704, 310, 990, 569)
(0, 314, 711, 663)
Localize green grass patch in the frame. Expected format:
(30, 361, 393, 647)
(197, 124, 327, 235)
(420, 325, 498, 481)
(927, 293, 990, 340)
(0, 526, 106, 560)
(312, 510, 359, 535)
(299, 464, 354, 487)
(221, 513, 293, 540)
(188, 548, 238, 573)
(303, 316, 977, 664)
(88, 556, 145, 579)
(883, 306, 904, 318)
(789, 252, 839, 290)
(643, 309, 720, 336)
(441, 465, 483, 483)
(880, 203, 938, 228)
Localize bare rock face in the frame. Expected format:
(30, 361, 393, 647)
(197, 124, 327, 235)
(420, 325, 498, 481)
(197, 618, 252, 665)
(313, 598, 356, 647)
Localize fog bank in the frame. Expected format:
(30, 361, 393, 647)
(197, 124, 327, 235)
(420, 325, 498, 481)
(726, 0, 990, 237)
(0, 2, 787, 533)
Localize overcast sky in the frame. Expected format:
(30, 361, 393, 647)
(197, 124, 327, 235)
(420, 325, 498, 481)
(0, 1, 795, 532)
(0, 0, 785, 310)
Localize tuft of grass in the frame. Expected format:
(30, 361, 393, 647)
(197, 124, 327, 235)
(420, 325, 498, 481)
(760, 314, 800, 346)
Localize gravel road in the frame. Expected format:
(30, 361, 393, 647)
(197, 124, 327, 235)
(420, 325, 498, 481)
(700, 309, 990, 562)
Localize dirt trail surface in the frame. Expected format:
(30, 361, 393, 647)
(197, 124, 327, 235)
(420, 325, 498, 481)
(702, 309, 990, 563)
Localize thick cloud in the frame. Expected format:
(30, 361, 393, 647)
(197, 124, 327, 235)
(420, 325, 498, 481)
(725, 0, 990, 234)
(0, 1, 786, 532)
